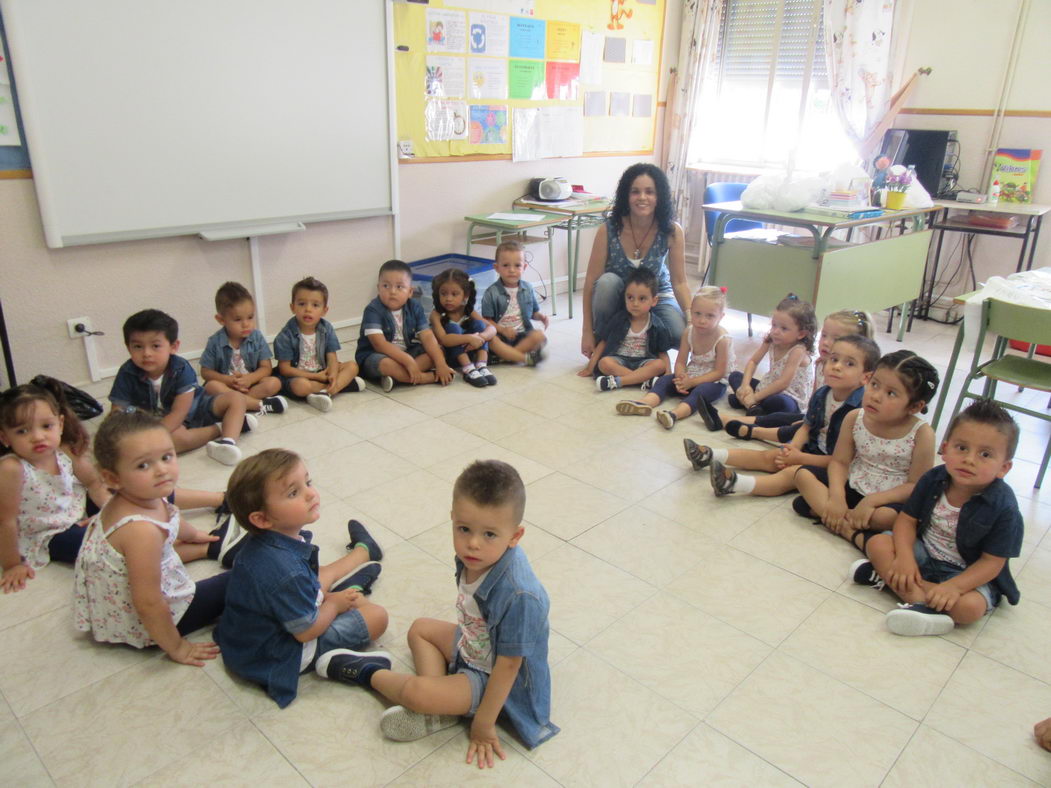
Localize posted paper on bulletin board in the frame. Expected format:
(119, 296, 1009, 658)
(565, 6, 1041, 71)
(393, 0, 664, 160)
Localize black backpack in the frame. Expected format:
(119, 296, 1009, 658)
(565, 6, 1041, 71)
(30, 374, 104, 421)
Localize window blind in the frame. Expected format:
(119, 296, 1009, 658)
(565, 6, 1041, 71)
(717, 0, 826, 84)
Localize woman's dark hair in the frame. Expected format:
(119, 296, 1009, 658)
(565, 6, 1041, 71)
(611, 162, 675, 237)
(875, 350, 940, 413)
(771, 293, 817, 354)
(0, 378, 89, 456)
(431, 268, 477, 330)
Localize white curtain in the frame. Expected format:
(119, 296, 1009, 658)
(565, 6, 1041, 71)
(664, 0, 725, 234)
(823, 0, 897, 159)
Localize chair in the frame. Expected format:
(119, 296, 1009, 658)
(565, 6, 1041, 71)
(948, 297, 1051, 487)
(703, 181, 762, 335)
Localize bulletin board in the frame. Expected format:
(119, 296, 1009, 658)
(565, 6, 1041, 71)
(393, 0, 664, 161)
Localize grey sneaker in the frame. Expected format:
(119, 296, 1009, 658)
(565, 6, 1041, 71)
(380, 705, 460, 742)
(682, 438, 712, 470)
(709, 460, 737, 496)
(885, 604, 954, 636)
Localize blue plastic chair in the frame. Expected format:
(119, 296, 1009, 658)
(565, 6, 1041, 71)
(703, 181, 762, 334)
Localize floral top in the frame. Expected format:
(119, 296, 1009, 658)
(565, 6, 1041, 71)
(17, 453, 86, 570)
(73, 500, 194, 648)
(685, 330, 734, 384)
(759, 345, 812, 410)
(849, 415, 924, 496)
(604, 216, 673, 298)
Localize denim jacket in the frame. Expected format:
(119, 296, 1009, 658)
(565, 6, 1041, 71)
(801, 384, 864, 456)
(597, 308, 676, 362)
(354, 296, 430, 364)
(903, 465, 1024, 604)
(273, 317, 340, 370)
(480, 280, 542, 333)
(199, 327, 273, 374)
(109, 355, 207, 423)
(455, 546, 559, 748)
(214, 530, 321, 707)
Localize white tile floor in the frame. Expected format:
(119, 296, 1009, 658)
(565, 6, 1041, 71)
(3, 294, 1051, 787)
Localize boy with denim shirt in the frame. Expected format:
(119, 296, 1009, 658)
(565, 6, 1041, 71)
(355, 259, 453, 391)
(273, 276, 364, 413)
(314, 460, 558, 766)
(109, 309, 251, 466)
(481, 241, 549, 366)
(200, 281, 287, 415)
(852, 399, 1024, 636)
(215, 449, 389, 708)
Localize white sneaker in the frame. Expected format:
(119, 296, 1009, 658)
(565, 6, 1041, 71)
(379, 375, 395, 393)
(243, 413, 259, 432)
(885, 604, 954, 636)
(349, 376, 366, 393)
(380, 705, 460, 742)
(206, 439, 242, 466)
(306, 392, 333, 412)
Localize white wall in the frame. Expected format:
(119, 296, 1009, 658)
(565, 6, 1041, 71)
(1, 3, 680, 388)
(898, 0, 1051, 290)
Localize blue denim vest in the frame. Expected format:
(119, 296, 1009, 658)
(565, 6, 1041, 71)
(354, 296, 430, 365)
(479, 280, 541, 333)
(108, 355, 207, 423)
(200, 327, 273, 374)
(273, 317, 340, 369)
(455, 545, 559, 748)
(802, 384, 864, 455)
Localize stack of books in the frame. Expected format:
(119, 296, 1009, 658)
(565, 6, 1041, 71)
(806, 204, 884, 220)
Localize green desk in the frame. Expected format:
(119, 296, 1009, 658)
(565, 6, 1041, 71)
(704, 202, 937, 341)
(464, 211, 563, 314)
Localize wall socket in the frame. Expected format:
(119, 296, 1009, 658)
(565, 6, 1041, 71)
(67, 317, 92, 339)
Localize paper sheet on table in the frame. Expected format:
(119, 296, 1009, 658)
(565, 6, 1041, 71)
(487, 212, 534, 222)
(961, 268, 1051, 351)
(469, 12, 509, 57)
(580, 30, 604, 84)
(427, 9, 467, 53)
(425, 56, 466, 98)
(512, 106, 582, 162)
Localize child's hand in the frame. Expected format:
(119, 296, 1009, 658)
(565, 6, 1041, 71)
(404, 363, 424, 385)
(845, 502, 875, 530)
(887, 554, 922, 596)
(577, 364, 594, 377)
(774, 445, 805, 469)
(169, 638, 220, 667)
(435, 363, 454, 386)
(497, 325, 517, 340)
(177, 525, 218, 545)
(924, 581, 962, 612)
(464, 334, 485, 350)
(1, 563, 35, 593)
(326, 588, 361, 613)
(536, 313, 550, 329)
(822, 499, 848, 532)
(466, 720, 507, 769)
(1034, 718, 1051, 752)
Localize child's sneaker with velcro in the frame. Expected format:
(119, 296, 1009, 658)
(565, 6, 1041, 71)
(682, 438, 712, 470)
(709, 460, 737, 496)
(595, 375, 620, 392)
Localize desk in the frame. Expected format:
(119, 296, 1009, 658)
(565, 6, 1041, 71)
(920, 200, 1050, 319)
(464, 211, 563, 314)
(512, 197, 611, 318)
(703, 202, 936, 340)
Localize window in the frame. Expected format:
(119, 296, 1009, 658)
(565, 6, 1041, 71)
(689, 0, 855, 171)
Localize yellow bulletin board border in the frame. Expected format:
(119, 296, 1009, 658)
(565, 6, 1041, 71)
(393, 0, 665, 163)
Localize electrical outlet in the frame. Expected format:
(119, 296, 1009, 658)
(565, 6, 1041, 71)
(67, 317, 92, 339)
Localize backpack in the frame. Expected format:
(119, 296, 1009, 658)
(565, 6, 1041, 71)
(30, 374, 104, 421)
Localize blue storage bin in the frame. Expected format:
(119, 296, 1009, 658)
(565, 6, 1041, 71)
(409, 254, 499, 315)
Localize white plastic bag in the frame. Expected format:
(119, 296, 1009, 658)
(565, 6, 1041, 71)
(741, 174, 824, 212)
(902, 178, 934, 209)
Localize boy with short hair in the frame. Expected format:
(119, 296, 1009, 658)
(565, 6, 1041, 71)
(851, 399, 1024, 636)
(200, 281, 287, 414)
(215, 448, 388, 708)
(314, 460, 558, 766)
(481, 241, 549, 366)
(355, 259, 453, 391)
(581, 267, 674, 392)
(109, 308, 251, 466)
(273, 276, 364, 413)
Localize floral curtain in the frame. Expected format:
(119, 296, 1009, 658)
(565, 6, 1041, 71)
(823, 0, 897, 161)
(664, 0, 725, 234)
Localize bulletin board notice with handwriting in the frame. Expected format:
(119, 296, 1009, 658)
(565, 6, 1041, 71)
(394, 0, 664, 161)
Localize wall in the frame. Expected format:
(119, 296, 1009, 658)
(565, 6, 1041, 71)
(0, 1, 679, 388)
(897, 0, 1050, 291)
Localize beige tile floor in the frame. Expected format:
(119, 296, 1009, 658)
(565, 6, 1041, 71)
(2, 294, 1051, 787)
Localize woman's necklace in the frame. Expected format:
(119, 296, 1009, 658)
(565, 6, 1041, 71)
(627, 217, 655, 260)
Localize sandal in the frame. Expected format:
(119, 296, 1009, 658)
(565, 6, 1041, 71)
(683, 438, 712, 471)
(724, 420, 755, 440)
(709, 460, 737, 496)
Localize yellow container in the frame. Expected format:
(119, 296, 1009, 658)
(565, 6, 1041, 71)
(885, 190, 906, 210)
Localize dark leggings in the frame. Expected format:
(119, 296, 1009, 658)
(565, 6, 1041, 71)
(727, 371, 801, 415)
(47, 494, 178, 565)
(176, 572, 231, 635)
(649, 374, 726, 415)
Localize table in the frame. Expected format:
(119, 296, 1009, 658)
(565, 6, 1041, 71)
(512, 197, 611, 318)
(464, 211, 564, 314)
(703, 201, 937, 340)
(919, 200, 1050, 320)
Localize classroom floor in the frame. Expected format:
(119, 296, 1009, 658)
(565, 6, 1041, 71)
(2, 291, 1050, 787)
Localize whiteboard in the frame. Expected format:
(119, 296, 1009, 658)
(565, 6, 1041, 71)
(0, 0, 396, 248)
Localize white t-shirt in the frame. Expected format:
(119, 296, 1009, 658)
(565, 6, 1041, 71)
(616, 317, 650, 358)
(456, 570, 493, 673)
(497, 288, 525, 334)
(149, 376, 163, 398)
(298, 332, 321, 372)
(230, 347, 248, 376)
(922, 494, 965, 568)
(299, 587, 325, 672)
(391, 309, 407, 349)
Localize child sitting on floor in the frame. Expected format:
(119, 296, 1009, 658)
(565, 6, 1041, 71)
(614, 285, 733, 430)
(687, 335, 879, 497)
(481, 241, 549, 366)
(579, 267, 676, 392)
(851, 399, 1023, 636)
(429, 267, 498, 387)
